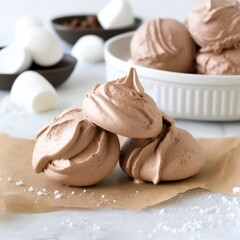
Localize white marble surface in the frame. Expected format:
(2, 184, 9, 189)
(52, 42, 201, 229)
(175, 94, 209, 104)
(1, 0, 240, 239)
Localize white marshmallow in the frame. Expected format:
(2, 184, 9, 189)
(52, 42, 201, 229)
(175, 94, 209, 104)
(0, 45, 32, 74)
(10, 71, 58, 113)
(15, 16, 43, 46)
(71, 35, 104, 63)
(97, 0, 134, 29)
(21, 28, 63, 67)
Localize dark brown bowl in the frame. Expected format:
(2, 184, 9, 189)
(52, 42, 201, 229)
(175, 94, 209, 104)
(51, 15, 142, 45)
(0, 53, 77, 91)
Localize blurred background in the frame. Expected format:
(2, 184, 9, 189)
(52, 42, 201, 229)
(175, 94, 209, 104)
(0, 0, 197, 46)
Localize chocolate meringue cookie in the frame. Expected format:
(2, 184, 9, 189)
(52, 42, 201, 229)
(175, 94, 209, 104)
(188, 0, 240, 53)
(32, 108, 120, 186)
(130, 18, 195, 73)
(196, 49, 240, 75)
(120, 115, 206, 184)
(83, 68, 163, 138)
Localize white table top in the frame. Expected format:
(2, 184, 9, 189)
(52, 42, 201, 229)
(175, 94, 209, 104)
(1, 0, 240, 239)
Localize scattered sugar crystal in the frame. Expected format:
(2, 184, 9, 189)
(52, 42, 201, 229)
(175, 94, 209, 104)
(16, 180, 24, 186)
(28, 186, 35, 192)
(37, 191, 42, 196)
(54, 190, 60, 195)
(54, 190, 63, 199)
(221, 196, 228, 202)
(71, 191, 75, 195)
(159, 209, 165, 215)
(227, 213, 236, 219)
(37, 191, 48, 197)
(55, 194, 62, 200)
(207, 194, 212, 199)
(113, 200, 117, 203)
(7, 177, 13, 182)
(69, 222, 74, 227)
(148, 233, 152, 238)
(233, 187, 240, 193)
(135, 190, 139, 193)
(182, 220, 203, 232)
(83, 189, 87, 193)
(0, 96, 27, 115)
(93, 223, 101, 230)
(163, 225, 172, 232)
(101, 195, 105, 198)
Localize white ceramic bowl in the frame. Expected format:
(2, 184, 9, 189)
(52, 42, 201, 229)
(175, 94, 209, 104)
(104, 32, 240, 121)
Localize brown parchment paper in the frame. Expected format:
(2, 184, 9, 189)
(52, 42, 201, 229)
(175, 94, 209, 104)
(0, 133, 240, 213)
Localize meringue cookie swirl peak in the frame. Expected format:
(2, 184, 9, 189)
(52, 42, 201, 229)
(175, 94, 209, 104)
(32, 108, 120, 187)
(83, 68, 163, 138)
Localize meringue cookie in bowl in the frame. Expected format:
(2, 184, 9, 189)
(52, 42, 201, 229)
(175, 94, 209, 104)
(120, 115, 206, 184)
(104, 31, 240, 121)
(83, 68, 163, 138)
(196, 49, 240, 75)
(32, 108, 120, 186)
(187, 0, 240, 53)
(130, 18, 195, 73)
